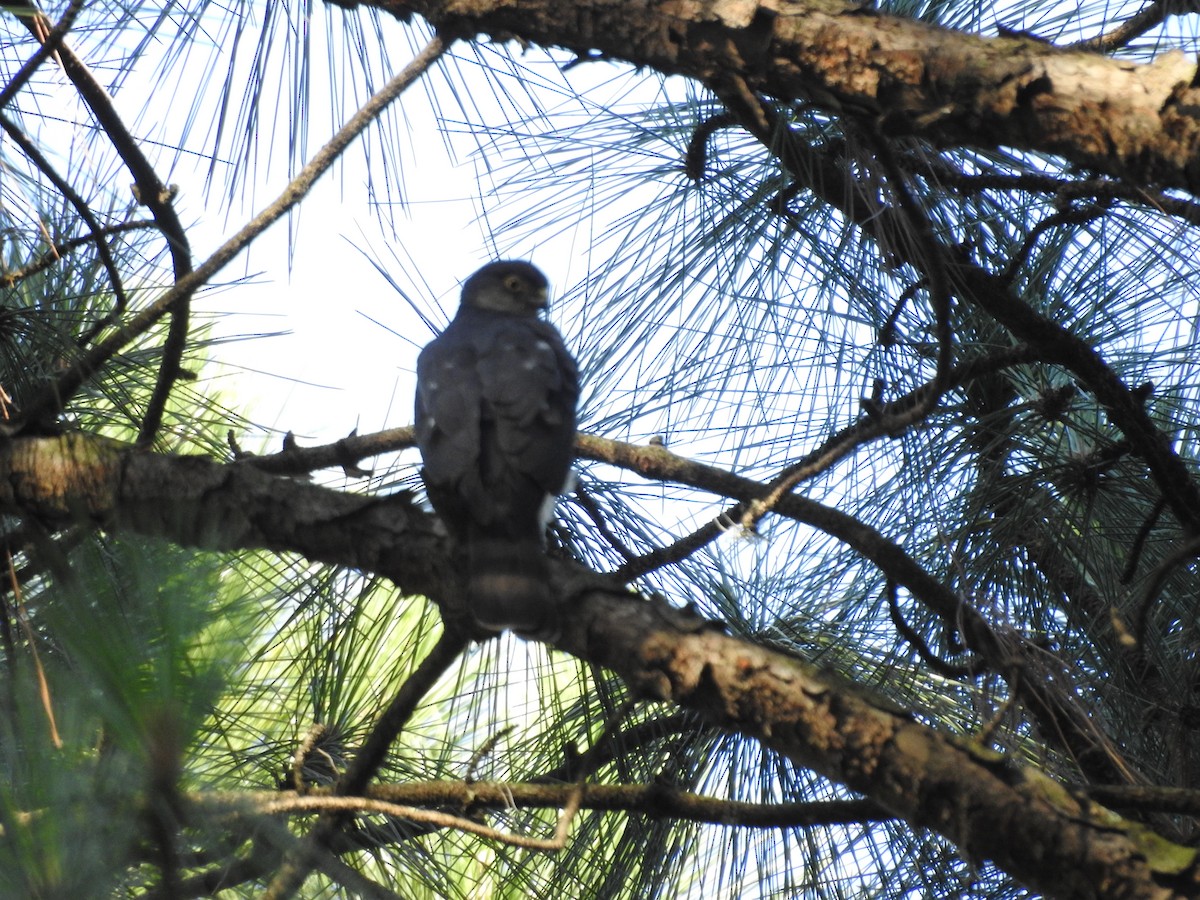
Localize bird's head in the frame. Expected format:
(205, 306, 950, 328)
(460, 260, 549, 316)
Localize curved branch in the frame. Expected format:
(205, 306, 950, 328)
(0, 113, 130, 328)
(10, 2, 194, 442)
(16, 35, 449, 432)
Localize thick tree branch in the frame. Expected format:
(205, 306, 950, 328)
(0, 432, 1177, 896)
(0, 422, 1129, 784)
(0, 432, 449, 602)
(551, 593, 1199, 899)
(373, 0, 1200, 196)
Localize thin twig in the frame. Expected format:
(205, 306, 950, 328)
(292, 723, 331, 791)
(1070, 0, 1170, 52)
(195, 780, 893, 833)
(572, 482, 639, 564)
(702, 84, 956, 534)
(612, 347, 1038, 581)
(1120, 495, 1167, 585)
(923, 164, 1200, 228)
(999, 202, 1107, 285)
(886, 580, 985, 679)
(0, 220, 156, 293)
(236, 791, 583, 852)
(465, 725, 515, 781)
(6, 550, 61, 748)
(1135, 533, 1200, 647)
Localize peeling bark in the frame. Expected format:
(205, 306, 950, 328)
(369, 0, 1200, 195)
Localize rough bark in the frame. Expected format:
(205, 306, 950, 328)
(367, 0, 1200, 196)
(3, 432, 1199, 898)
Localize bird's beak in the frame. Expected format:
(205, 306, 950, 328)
(533, 286, 549, 308)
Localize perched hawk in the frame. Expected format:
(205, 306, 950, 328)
(415, 261, 580, 632)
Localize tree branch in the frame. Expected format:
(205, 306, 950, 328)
(15, 34, 449, 436)
(550, 592, 1198, 899)
(1071, 0, 1174, 53)
(10, 1, 195, 443)
(196, 781, 892, 830)
(374, 0, 1200, 195)
(0, 0, 83, 110)
(0, 113, 131, 329)
(0, 429, 1140, 792)
(708, 75, 1200, 536)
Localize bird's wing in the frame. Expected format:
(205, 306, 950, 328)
(416, 314, 578, 535)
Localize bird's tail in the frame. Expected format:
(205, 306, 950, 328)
(467, 538, 553, 633)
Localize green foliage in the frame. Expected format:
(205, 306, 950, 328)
(0, 538, 238, 897)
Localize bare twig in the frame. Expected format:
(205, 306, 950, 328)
(922, 164, 1200, 228)
(465, 725, 515, 781)
(1071, 0, 1172, 52)
(999, 202, 1108, 284)
(1135, 533, 1200, 647)
(242, 426, 415, 474)
(886, 580, 985, 679)
(571, 481, 639, 564)
(702, 86, 956, 533)
(195, 782, 892, 831)
(0, 221, 156, 294)
(231, 791, 583, 852)
(292, 723, 333, 791)
(1120, 495, 1168, 585)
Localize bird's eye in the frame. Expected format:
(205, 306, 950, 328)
(504, 275, 522, 292)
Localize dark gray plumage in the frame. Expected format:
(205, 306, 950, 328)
(415, 261, 579, 632)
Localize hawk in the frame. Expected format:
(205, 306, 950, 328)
(415, 261, 580, 632)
